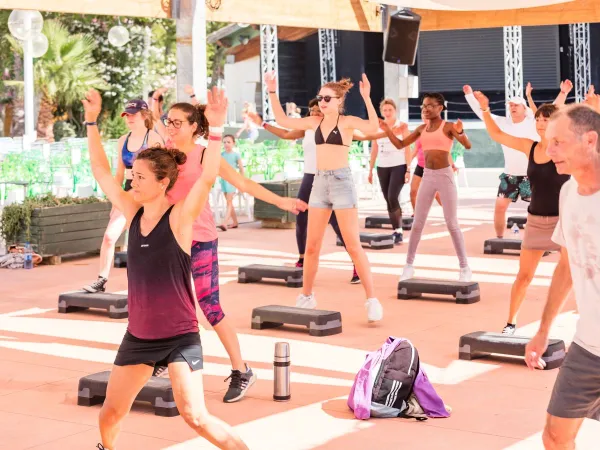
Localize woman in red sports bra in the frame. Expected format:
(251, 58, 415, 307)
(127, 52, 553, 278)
(381, 93, 473, 282)
(264, 71, 385, 323)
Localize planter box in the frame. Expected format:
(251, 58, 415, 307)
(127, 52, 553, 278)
(254, 179, 302, 227)
(22, 202, 125, 263)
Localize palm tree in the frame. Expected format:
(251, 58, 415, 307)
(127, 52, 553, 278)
(6, 19, 107, 141)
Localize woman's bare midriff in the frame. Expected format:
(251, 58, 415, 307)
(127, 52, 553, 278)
(424, 150, 452, 170)
(316, 143, 351, 170)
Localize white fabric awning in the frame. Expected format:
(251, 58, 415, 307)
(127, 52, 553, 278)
(368, 0, 573, 11)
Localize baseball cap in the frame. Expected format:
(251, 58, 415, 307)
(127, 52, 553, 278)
(121, 99, 149, 117)
(506, 96, 528, 106)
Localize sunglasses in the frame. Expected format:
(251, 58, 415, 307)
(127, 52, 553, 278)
(316, 95, 340, 103)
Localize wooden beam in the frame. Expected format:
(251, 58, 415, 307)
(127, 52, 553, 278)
(415, 0, 600, 31)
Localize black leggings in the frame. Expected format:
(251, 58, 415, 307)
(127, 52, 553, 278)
(296, 173, 345, 255)
(376, 164, 407, 230)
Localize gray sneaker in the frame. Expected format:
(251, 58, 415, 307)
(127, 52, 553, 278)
(223, 364, 256, 403)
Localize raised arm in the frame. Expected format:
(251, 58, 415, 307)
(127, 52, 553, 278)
(463, 84, 505, 125)
(345, 74, 378, 134)
(82, 90, 140, 222)
(583, 85, 600, 113)
(177, 86, 226, 229)
(151, 87, 168, 142)
(380, 120, 422, 150)
(114, 135, 126, 188)
(553, 79, 573, 107)
(184, 85, 199, 106)
(473, 91, 534, 155)
(448, 119, 472, 150)
(265, 72, 317, 131)
(247, 111, 305, 140)
(526, 82, 538, 113)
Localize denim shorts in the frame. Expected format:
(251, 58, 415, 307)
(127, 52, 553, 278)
(308, 167, 357, 210)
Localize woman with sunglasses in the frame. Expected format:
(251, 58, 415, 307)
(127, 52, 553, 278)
(473, 91, 571, 335)
(380, 93, 472, 282)
(245, 100, 361, 284)
(83, 99, 164, 294)
(264, 72, 384, 323)
(150, 95, 307, 403)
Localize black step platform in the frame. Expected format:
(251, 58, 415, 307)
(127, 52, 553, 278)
(484, 238, 550, 256)
(78, 371, 179, 416)
(58, 291, 128, 319)
(364, 215, 413, 231)
(458, 331, 566, 370)
(506, 216, 527, 229)
(238, 264, 303, 288)
(336, 232, 394, 250)
(397, 278, 480, 304)
(114, 251, 127, 268)
(251, 305, 342, 336)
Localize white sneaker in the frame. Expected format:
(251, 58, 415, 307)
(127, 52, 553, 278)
(365, 298, 383, 322)
(400, 264, 415, 281)
(296, 293, 316, 309)
(459, 266, 472, 282)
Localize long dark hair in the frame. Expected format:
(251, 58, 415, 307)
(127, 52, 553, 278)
(169, 103, 209, 138)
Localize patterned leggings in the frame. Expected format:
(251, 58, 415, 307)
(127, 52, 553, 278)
(191, 239, 224, 326)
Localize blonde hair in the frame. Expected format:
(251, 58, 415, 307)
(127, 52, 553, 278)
(321, 78, 354, 112)
(140, 109, 154, 130)
(379, 98, 397, 111)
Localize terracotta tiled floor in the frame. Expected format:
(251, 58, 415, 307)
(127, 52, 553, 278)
(1, 188, 598, 449)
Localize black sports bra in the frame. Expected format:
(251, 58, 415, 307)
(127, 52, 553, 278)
(315, 115, 349, 147)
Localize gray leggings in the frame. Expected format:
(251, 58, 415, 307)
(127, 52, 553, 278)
(406, 166, 468, 268)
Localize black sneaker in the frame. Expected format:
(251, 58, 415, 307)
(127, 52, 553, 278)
(223, 364, 256, 403)
(502, 324, 516, 335)
(83, 277, 107, 293)
(351, 267, 360, 284)
(393, 231, 403, 244)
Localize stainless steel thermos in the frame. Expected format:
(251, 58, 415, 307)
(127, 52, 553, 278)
(273, 342, 290, 401)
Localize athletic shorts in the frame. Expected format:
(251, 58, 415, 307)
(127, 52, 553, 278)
(521, 214, 561, 251)
(309, 167, 357, 210)
(498, 173, 531, 202)
(114, 331, 203, 371)
(413, 165, 424, 178)
(547, 342, 600, 421)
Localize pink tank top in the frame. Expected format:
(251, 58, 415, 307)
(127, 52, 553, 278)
(167, 145, 218, 243)
(419, 121, 453, 152)
(415, 139, 425, 167)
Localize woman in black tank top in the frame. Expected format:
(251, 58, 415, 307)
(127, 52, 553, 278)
(82, 88, 248, 450)
(474, 92, 571, 336)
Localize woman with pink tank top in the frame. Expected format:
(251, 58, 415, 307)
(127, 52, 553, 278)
(152, 99, 307, 404)
(380, 93, 473, 282)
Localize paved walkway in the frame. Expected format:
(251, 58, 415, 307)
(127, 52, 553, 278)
(0, 188, 598, 449)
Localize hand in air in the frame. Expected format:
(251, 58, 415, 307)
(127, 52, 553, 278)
(453, 119, 464, 134)
(81, 89, 102, 123)
(462, 85, 473, 95)
(247, 111, 263, 126)
(265, 71, 278, 93)
(205, 86, 228, 128)
(560, 79, 574, 94)
(359, 73, 371, 99)
(378, 118, 391, 133)
(525, 332, 549, 370)
(473, 91, 489, 110)
(393, 122, 408, 136)
(526, 82, 533, 97)
(584, 85, 600, 112)
(184, 85, 195, 96)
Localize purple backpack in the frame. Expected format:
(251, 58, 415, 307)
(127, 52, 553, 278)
(348, 336, 450, 420)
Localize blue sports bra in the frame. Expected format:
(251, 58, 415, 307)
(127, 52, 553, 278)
(314, 115, 349, 147)
(122, 130, 150, 169)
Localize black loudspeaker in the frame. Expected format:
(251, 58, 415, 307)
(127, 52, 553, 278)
(383, 10, 421, 66)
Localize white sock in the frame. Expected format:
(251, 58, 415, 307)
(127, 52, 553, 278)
(395, 228, 403, 234)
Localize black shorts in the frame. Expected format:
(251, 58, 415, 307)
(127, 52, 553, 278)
(114, 331, 204, 371)
(497, 172, 531, 202)
(413, 165, 424, 178)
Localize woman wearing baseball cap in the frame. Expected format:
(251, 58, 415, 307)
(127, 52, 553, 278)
(82, 99, 164, 294)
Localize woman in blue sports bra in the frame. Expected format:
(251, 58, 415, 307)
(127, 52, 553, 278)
(82, 99, 164, 294)
(265, 71, 385, 324)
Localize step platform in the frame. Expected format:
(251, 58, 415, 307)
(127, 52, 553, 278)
(114, 251, 127, 268)
(58, 291, 128, 319)
(251, 305, 342, 337)
(238, 264, 303, 288)
(506, 216, 527, 229)
(364, 215, 413, 231)
(397, 278, 480, 304)
(336, 232, 394, 250)
(458, 331, 566, 370)
(484, 238, 550, 257)
(78, 371, 179, 416)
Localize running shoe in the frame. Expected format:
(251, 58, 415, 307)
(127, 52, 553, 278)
(223, 364, 257, 403)
(295, 259, 304, 268)
(350, 267, 360, 284)
(459, 266, 472, 282)
(400, 264, 415, 281)
(393, 231, 403, 245)
(365, 298, 383, 322)
(502, 324, 516, 335)
(296, 292, 316, 309)
(83, 277, 107, 293)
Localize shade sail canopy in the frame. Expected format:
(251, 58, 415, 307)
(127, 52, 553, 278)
(370, 0, 574, 10)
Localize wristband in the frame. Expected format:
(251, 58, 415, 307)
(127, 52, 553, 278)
(85, 121, 97, 126)
(208, 135, 222, 141)
(268, 91, 276, 94)
(261, 121, 268, 128)
(209, 126, 224, 133)
(482, 108, 490, 113)
(190, 94, 196, 98)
